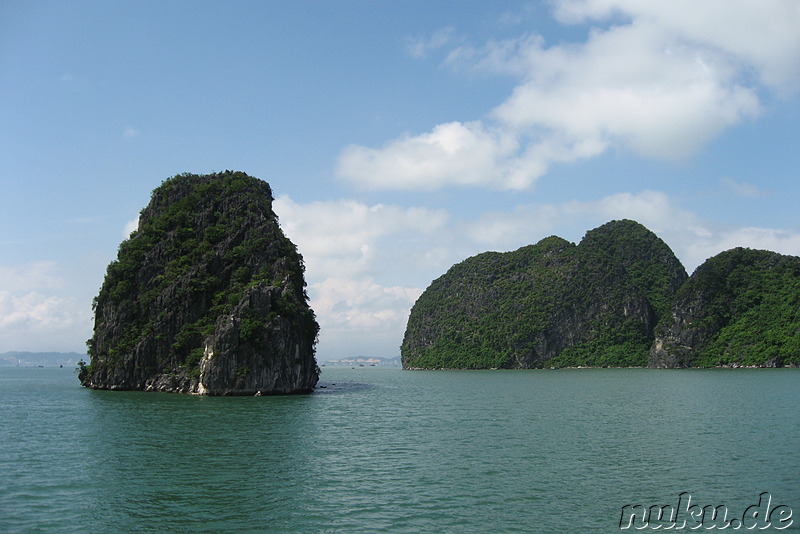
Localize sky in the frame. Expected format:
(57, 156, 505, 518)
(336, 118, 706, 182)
(1, 1, 799, 360)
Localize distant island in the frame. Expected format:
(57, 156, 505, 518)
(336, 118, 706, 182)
(323, 356, 401, 367)
(0, 351, 85, 367)
(79, 171, 320, 395)
(401, 220, 800, 369)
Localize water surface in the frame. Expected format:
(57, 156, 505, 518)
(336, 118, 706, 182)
(1, 366, 798, 532)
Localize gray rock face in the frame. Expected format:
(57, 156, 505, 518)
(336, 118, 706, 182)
(196, 282, 318, 395)
(80, 171, 319, 394)
(648, 294, 711, 368)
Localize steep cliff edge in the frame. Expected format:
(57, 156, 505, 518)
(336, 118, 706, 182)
(401, 220, 687, 369)
(650, 248, 800, 368)
(79, 171, 319, 394)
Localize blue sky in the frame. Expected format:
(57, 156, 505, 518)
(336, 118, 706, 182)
(1, 1, 799, 359)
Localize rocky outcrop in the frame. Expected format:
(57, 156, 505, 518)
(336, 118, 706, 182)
(402, 220, 800, 370)
(650, 248, 800, 368)
(80, 171, 319, 394)
(401, 220, 687, 369)
(579, 219, 688, 320)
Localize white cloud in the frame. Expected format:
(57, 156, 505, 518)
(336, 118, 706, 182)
(0, 291, 76, 330)
(272, 192, 688, 357)
(459, 189, 710, 266)
(553, 0, 800, 91)
(273, 196, 450, 358)
(0, 261, 64, 292)
(684, 226, 800, 274)
(337, 0, 795, 191)
(312, 277, 421, 330)
(311, 277, 422, 358)
(123, 126, 140, 138)
(123, 216, 140, 238)
(0, 262, 90, 352)
(562, 190, 703, 234)
(274, 195, 449, 280)
(337, 121, 525, 190)
(464, 204, 561, 248)
(490, 22, 760, 161)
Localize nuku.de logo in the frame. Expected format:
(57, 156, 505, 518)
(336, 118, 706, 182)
(619, 492, 793, 530)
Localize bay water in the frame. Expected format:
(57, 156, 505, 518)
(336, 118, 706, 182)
(1, 366, 798, 533)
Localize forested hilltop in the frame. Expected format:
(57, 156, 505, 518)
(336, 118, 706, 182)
(80, 171, 319, 394)
(651, 248, 800, 368)
(401, 220, 800, 369)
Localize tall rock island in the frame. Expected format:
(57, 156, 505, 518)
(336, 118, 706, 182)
(80, 171, 320, 394)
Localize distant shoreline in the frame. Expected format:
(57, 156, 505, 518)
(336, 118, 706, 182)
(0, 352, 85, 368)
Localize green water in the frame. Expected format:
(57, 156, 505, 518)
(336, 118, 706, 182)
(1, 366, 798, 533)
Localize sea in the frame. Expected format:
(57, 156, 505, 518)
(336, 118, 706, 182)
(1, 365, 798, 533)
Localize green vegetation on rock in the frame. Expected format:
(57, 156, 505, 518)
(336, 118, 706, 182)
(81, 171, 319, 394)
(651, 248, 800, 368)
(403, 220, 800, 369)
(402, 220, 687, 369)
(578, 219, 687, 321)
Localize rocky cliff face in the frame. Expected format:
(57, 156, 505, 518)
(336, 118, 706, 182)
(401, 220, 687, 369)
(80, 171, 319, 394)
(650, 248, 800, 368)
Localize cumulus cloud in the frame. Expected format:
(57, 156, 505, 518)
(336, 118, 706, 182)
(0, 262, 90, 351)
(123, 216, 140, 237)
(683, 226, 800, 273)
(0, 261, 64, 292)
(337, 0, 797, 191)
(273, 196, 451, 358)
(274, 195, 450, 280)
(553, 0, 800, 91)
(562, 190, 703, 235)
(464, 203, 561, 248)
(0, 291, 77, 330)
(489, 23, 760, 161)
(310, 277, 422, 358)
(337, 121, 527, 190)
(461, 190, 712, 268)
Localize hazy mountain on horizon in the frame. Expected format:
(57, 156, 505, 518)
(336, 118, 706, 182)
(0, 351, 85, 367)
